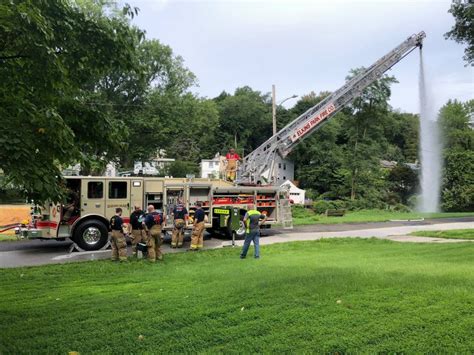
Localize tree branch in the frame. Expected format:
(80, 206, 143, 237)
(0, 54, 29, 61)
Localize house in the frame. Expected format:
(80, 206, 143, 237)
(274, 156, 295, 185)
(200, 154, 221, 179)
(200, 152, 294, 183)
(281, 180, 305, 205)
(134, 150, 175, 176)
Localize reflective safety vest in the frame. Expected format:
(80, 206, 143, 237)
(245, 209, 262, 233)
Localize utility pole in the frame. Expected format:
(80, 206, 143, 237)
(272, 84, 277, 135)
(272, 85, 298, 136)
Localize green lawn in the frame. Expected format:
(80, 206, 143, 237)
(1, 239, 473, 353)
(0, 234, 17, 242)
(411, 229, 474, 240)
(292, 208, 474, 225)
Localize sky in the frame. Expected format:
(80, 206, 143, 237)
(129, 0, 473, 113)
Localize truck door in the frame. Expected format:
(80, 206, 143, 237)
(81, 179, 106, 217)
(106, 179, 131, 220)
(130, 180, 144, 210)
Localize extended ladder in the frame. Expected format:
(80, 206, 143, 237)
(238, 31, 426, 184)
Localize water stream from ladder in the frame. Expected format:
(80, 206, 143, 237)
(418, 48, 442, 212)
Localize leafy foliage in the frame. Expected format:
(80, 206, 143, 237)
(445, 1, 474, 66)
(439, 100, 474, 211)
(0, 0, 139, 201)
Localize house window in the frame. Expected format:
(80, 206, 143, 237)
(283, 164, 286, 170)
(109, 181, 127, 199)
(209, 162, 214, 168)
(87, 181, 103, 199)
(278, 163, 281, 169)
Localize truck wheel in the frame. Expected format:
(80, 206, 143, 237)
(225, 220, 246, 240)
(73, 219, 109, 251)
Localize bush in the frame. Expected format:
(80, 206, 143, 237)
(313, 200, 332, 214)
(391, 203, 411, 212)
(313, 200, 347, 214)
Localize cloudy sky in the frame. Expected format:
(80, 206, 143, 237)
(130, 0, 473, 113)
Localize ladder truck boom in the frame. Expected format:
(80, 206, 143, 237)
(238, 31, 426, 184)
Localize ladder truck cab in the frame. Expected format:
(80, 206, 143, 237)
(19, 177, 292, 250)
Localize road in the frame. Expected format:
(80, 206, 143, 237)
(1, 217, 473, 268)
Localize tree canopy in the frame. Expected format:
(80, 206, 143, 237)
(445, 1, 474, 66)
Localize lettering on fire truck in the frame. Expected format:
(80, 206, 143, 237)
(290, 103, 336, 142)
(213, 208, 230, 215)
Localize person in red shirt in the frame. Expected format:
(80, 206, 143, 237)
(225, 148, 241, 182)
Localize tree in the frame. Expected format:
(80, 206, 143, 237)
(439, 100, 474, 211)
(166, 161, 199, 178)
(387, 165, 418, 204)
(341, 69, 398, 200)
(213, 87, 272, 155)
(445, 1, 474, 66)
(0, 0, 139, 202)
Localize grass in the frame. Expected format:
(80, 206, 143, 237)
(1, 239, 473, 353)
(411, 229, 474, 240)
(0, 234, 17, 242)
(292, 207, 474, 225)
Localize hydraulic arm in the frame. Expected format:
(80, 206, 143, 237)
(238, 31, 426, 184)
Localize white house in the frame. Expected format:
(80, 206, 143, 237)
(281, 180, 305, 205)
(134, 150, 175, 176)
(200, 153, 228, 179)
(273, 156, 295, 185)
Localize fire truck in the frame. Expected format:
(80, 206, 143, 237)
(18, 31, 425, 250)
(21, 177, 291, 250)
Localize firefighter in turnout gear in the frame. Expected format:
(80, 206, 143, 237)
(225, 148, 241, 182)
(109, 208, 127, 261)
(171, 200, 188, 248)
(190, 202, 206, 250)
(143, 205, 164, 262)
(129, 205, 145, 257)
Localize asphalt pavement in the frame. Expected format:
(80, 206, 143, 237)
(0, 217, 473, 268)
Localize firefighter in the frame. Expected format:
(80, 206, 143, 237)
(225, 148, 241, 182)
(110, 207, 127, 262)
(240, 207, 267, 259)
(62, 190, 79, 222)
(129, 205, 145, 257)
(143, 205, 164, 262)
(171, 199, 188, 248)
(190, 202, 206, 251)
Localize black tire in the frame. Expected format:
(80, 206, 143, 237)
(225, 219, 246, 240)
(73, 219, 109, 251)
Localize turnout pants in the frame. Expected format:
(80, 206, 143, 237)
(146, 225, 163, 261)
(111, 230, 127, 261)
(226, 159, 237, 182)
(191, 222, 205, 250)
(130, 229, 145, 255)
(172, 219, 185, 247)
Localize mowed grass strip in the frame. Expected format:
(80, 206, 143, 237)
(292, 208, 474, 225)
(411, 229, 474, 240)
(0, 239, 473, 353)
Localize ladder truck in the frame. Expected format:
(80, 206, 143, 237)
(238, 31, 426, 184)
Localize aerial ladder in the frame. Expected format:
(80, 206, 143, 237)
(238, 31, 426, 184)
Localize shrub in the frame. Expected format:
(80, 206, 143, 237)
(313, 200, 332, 214)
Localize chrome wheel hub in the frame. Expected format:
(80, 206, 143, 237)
(83, 226, 101, 245)
(236, 221, 246, 236)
